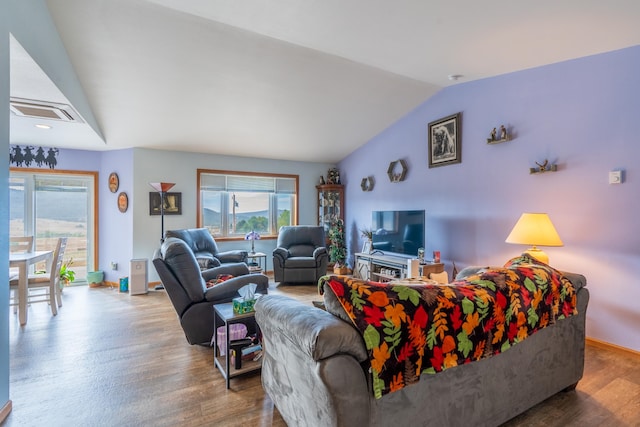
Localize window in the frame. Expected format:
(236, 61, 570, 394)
(10, 170, 98, 284)
(198, 170, 298, 238)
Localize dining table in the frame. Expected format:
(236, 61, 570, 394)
(9, 250, 53, 325)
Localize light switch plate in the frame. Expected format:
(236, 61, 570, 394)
(609, 170, 622, 184)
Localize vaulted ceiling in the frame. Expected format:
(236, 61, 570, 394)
(10, 0, 640, 163)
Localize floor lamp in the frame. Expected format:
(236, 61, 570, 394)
(150, 182, 175, 290)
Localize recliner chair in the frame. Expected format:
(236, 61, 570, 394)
(272, 226, 328, 284)
(153, 237, 268, 345)
(164, 228, 248, 270)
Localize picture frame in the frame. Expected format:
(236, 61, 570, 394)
(428, 112, 461, 168)
(361, 240, 372, 254)
(149, 192, 182, 215)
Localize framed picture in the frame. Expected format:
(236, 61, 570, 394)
(361, 240, 372, 254)
(149, 192, 182, 215)
(428, 112, 461, 168)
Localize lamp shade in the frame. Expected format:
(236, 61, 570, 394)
(505, 213, 563, 247)
(149, 182, 175, 193)
(505, 213, 563, 264)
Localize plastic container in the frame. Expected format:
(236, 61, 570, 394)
(216, 324, 248, 356)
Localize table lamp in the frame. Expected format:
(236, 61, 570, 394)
(149, 182, 176, 243)
(245, 230, 261, 255)
(505, 212, 563, 264)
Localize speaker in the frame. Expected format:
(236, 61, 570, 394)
(129, 258, 148, 295)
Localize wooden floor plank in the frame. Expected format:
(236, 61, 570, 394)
(6, 283, 640, 426)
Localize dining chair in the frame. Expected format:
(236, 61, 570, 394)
(10, 237, 67, 316)
(9, 236, 35, 253)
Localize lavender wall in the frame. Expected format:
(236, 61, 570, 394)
(339, 46, 640, 352)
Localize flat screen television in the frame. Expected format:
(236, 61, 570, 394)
(371, 210, 425, 257)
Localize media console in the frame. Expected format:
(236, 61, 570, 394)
(354, 252, 444, 282)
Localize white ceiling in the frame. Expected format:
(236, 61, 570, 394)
(10, 0, 640, 163)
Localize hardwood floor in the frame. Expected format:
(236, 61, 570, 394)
(5, 283, 640, 426)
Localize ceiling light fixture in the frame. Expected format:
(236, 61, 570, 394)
(35, 124, 52, 129)
(448, 74, 464, 81)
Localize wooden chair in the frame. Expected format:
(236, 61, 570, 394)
(9, 236, 35, 254)
(10, 237, 67, 316)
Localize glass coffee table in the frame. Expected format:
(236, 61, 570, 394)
(212, 302, 262, 389)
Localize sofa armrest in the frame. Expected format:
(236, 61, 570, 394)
(273, 247, 290, 262)
(255, 295, 368, 362)
(216, 250, 248, 264)
(313, 246, 328, 260)
(202, 262, 250, 281)
(204, 273, 269, 303)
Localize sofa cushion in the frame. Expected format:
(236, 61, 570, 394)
(285, 257, 317, 268)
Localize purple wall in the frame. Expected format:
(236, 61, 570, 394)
(339, 46, 640, 352)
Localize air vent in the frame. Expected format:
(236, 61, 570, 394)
(9, 97, 84, 123)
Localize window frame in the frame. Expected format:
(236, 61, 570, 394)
(197, 169, 299, 241)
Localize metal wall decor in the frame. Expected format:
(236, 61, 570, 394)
(487, 125, 511, 144)
(10, 145, 59, 169)
(387, 159, 408, 182)
(530, 159, 558, 174)
(360, 176, 375, 191)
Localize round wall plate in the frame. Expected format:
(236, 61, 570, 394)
(109, 172, 119, 193)
(117, 192, 128, 213)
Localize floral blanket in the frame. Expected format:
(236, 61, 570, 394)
(320, 256, 577, 398)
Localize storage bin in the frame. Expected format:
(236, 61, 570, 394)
(216, 324, 248, 356)
(87, 271, 104, 287)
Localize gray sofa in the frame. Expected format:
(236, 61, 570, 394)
(153, 236, 268, 345)
(272, 225, 328, 284)
(255, 269, 589, 427)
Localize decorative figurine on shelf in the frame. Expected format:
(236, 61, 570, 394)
(245, 230, 261, 255)
(500, 125, 507, 140)
(490, 128, 497, 141)
(327, 168, 341, 185)
(319, 175, 325, 185)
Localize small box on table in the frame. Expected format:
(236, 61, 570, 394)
(232, 296, 257, 314)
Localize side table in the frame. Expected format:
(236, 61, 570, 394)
(212, 302, 262, 389)
(246, 252, 267, 273)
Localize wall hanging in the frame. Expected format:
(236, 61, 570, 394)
(529, 159, 558, 174)
(428, 112, 461, 168)
(360, 176, 375, 191)
(387, 159, 408, 182)
(487, 125, 511, 144)
(108, 172, 119, 193)
(10, 145, 59, 169)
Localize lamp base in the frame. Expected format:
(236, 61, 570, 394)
(522, 247, 549, 264)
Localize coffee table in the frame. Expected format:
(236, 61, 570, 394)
(212, 302, 262, 389)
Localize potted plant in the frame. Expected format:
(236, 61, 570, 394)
(60, 257, 76, 286)
(328, 218, 349, 274)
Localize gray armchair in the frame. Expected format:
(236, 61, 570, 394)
(272, 226, 328, 284)
(165, 228, 248, 270)
(153, 237, 268, 345)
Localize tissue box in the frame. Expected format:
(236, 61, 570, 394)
(233, 296, 257, 314)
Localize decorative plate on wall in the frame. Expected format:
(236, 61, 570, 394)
(117, 192, 128, 213)
(109, 172, 119, 193)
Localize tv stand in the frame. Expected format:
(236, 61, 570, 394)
(354, 252, 444, 282)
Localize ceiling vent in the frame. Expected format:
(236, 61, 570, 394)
(9, 97, 84, 123)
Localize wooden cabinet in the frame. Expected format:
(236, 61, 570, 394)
(316, 184, 344, 234)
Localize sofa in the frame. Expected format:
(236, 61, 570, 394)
(165, 227, 248, 270)
(272, 225, 328, 284)
(255, 257, 589, 427)
(153, 236, 269, 345)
